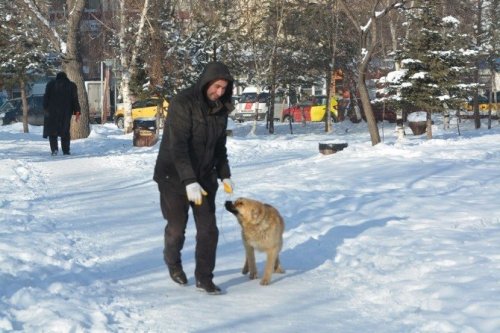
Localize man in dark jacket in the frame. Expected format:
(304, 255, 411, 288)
(43, 72, 80, 155)
(153, 62, 235, 295)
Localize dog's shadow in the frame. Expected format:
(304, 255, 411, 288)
(218, 266, 288, 290)
(219, 216, 405, 289)
(217, 267, 255, 289)
(280, 216, 405, 279)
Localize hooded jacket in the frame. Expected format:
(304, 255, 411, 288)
(153, 62, 234, 194)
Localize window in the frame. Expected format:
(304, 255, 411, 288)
(239, 93, 257, 103)
(87, 0, 101, 10)
(258, 93, 270, 103)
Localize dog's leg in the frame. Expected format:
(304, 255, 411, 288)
(243, 241, 258, 279)
(242, 257, 249, 275)
(261, 248, 280, 285)
(274, 255, 285, 274)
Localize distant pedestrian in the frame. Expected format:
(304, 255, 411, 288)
(153, 62, 235, 295)
(43, 72, 80, 155)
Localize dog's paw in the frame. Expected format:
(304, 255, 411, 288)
(249, 271, 258, 280)
(274, 266, 285, 274)
(260, 278, 270, 286)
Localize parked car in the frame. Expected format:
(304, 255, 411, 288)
(269, 94, 289, 122)
(367, 100, 400, 122)
(351, 98, 416, 123)
(464, 93, 499, 112)
(1, 95, 45, 126)
(282, 95, 338, 123)
(233, 90, 270, 122)
(114, 97, 168, 129)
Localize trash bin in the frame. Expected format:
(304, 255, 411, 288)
(408, 121, 427, 135)
(407, 111, 427, 135)
(133, 118, 158, 147)
(319, 143, 348, 155)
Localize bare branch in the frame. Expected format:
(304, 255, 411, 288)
(21, 0, 65, 53)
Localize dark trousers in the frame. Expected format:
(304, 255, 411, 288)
(49, 135, 70, 154)
(159, 188, 219, 283)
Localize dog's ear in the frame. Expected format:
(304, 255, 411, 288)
(250, 205, 263, 222)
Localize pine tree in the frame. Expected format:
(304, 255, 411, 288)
(395, 0, 471, 138)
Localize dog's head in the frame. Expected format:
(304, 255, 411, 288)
(225, 197, 265, 225)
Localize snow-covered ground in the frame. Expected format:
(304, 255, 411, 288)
(1, 116, 499, 333)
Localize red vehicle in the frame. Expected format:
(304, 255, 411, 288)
(282, 95, 338, 123)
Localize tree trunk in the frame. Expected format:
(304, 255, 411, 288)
(473, 0, 484, 129)
(488, 69, 496, 130)
(473, 68, 481, 129)
(149, 0, 165, 90)
(396, 109, 405, 140)
(268, 84, 275, 134)
(426, 111, 433, 139)
(64, 0, 90, 140)
(267, 54, 278, 134)
(495, 73, 499, 125)
(325, 71, 332, 132)
(444, 111, 450, 130)
(66, 59, 90, 140)
(358, 67, 380, 145)
(358, 21, 380, 145)
(20, 77, 29, 133)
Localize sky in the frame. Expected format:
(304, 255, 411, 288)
(1, 116, 499, 333)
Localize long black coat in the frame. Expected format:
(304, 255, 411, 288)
(43, 73, 80, 138)
(153, 62, 234, 195)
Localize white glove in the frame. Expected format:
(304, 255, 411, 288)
(186, 182, 208, 205)
(222, 178, 234, 194)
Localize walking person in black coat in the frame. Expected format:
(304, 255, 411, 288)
(153, 62, 235, 295)
(43, 72, 81, 155)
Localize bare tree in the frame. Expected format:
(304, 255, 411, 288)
(118, 0, 151, 134)
(0, 1, 54, 133)
(237, 0, 270, 134)
(338, 0, 410, 145)
(265, 0, 288, 134)
(21, 0, 90, 139)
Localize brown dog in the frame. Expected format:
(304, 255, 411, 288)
(225, 197, 285, 285)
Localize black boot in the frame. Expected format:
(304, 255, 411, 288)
(168, 267, 187, 285)
(196, 280, 222, 295)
